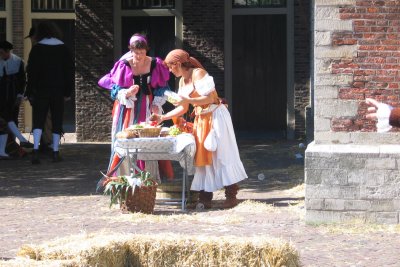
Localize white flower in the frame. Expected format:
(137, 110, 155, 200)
(126, 175, 135, 187)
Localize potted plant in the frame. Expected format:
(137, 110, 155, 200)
(102, 170, 158, 214)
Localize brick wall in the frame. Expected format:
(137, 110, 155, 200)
(294, 0, 311, 139)
(75, 0, 114, 141)
(12, 0, 23, 56)
(330, 1, 400, 133)
(12, 0, 25, 131)
(182, 1, 225, 96)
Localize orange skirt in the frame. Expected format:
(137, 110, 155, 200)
(193, 112, 213, 166)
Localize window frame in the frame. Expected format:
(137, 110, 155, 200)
(31, 0, 75, 13)
(232, 0, 286, 8)
(121, 0, 175, 10)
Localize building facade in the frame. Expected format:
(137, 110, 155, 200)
(5, 0, 311, 142)
(307, 0, 400, 224)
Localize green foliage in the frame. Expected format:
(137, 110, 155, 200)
(103, 170, 154, 207)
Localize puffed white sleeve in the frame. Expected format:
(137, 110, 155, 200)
(152, 95, 167, 114)
(194, 74, 216, 96)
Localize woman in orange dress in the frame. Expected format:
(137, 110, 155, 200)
(153, 49, 248, 209)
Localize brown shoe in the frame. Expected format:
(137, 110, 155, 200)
(52, 151, 63, 163)
(223, 184, 239, 209)
(187, 191, 213, 210)
(31, 149, 40, 164)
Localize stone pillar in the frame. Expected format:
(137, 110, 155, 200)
(307, 0, 400, 224)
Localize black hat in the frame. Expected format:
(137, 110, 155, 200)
(24, 27, 35, 39)
(0, 41, 13, 50)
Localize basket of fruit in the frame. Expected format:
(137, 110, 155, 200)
(116, 124, 144, 139)
(138, 126, 162, 138)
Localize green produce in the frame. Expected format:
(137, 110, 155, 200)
(169, 126, 182, 136)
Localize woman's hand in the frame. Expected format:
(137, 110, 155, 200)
(126, 85, 139, 98)
(365, 97, 393, 132)
(149, 113, 164, 125)
(365, 98, 384, 120)
(174, 95, 190, 106)
(151, 105, 160, 114)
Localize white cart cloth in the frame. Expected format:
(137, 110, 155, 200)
(113, 133, 196, 175)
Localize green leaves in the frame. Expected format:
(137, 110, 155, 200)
(103, 171, 154, 208)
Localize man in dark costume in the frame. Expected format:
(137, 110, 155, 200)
(26, 21, 74, 164)
(0, 41, 33, 159)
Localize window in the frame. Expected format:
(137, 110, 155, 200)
(0, 18, 6, 41)
(31, 0, 75, 12)
(233, 0, 286, 8)
(122, 0, 175, 10)
(0, 0, 5, 11)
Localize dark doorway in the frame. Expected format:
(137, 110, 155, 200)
(122, 16, 176, 122)
(232, 15, 287, 135)
(121, 16, 175, 62)
(32, 19, 76, 133)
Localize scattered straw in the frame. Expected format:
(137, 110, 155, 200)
(284, 184, 305, 197)
(312, 219, 400, 234)
(233, 200, 280, 213)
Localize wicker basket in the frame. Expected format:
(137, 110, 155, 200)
(120, 179, 158, 214)
(138, 127, 162, 138)
(116, 129, 139, 139)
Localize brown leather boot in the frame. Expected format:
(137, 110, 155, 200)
(198, 191, 213, 209)
(223, 184, 239, 209)
(186, 191, 200, 209)
(187, 190, 213, 210)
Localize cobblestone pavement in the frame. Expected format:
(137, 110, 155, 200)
(1, 136, 400, 266)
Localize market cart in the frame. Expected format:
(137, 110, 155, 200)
(113, 133, 196, 211)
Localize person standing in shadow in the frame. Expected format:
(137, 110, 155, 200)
(0, 40, 33, 156)
(25, 21, 74, 164)
(25, 27, 53, 154)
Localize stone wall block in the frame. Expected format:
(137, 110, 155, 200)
(360, 185, 399, 200)
(344, 200, 371, 211)
(314, 118, 331, 131)
(306, 185, 342, 199)
(315, 20, 353, 31)
(314, 74, 353, 86)
(305, 157, 340, 170)
(314, 85, 338, 99)
(366, 212, 399, 224)
(315, 46, 356, 59)
(338, 157, 365, 170)
(321, 169, 348, 185)
(306, 199, 325, 210)
(315, 59, 333, 74)
(324, 199, 345, 210)
(370, 200, 395, 212)
(315, 99, 359, 117)
(365, 158, 397, 170)
(315, 32, 332, 46)
(304, 169, 323, 184)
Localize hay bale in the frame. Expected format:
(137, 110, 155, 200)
(15, 233, 299, 267)
(0, 258, 75, 267)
